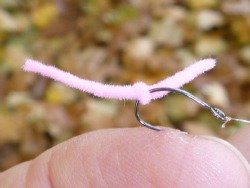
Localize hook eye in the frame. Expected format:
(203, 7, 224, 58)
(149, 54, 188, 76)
(210, 107, 228, 122)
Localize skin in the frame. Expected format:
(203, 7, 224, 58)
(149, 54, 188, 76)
(0, 126, 249, 188)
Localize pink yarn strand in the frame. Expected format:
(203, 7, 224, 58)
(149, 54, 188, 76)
(23, 59, 216, 105)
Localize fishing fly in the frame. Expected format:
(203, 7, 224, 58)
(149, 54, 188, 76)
(23, 58, 250, 131)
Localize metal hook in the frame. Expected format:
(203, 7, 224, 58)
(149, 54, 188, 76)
(135, 87, 250, 131)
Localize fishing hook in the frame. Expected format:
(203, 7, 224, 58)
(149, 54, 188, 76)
(135, 87, 250, 131)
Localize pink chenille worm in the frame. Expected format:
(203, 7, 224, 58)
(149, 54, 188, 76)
(22, 58, 216, 105)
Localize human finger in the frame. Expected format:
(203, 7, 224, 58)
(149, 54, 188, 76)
(0, 127, 249, 187)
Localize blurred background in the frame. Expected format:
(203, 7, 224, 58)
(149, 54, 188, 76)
(0, 0, 250, 171)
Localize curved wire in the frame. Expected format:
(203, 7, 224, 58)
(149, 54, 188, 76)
(135, 87, 229, 131)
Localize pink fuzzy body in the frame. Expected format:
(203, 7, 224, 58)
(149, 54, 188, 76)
(23, 59, 216, 105)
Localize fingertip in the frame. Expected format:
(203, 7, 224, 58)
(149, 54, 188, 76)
(189, 135, 250, 187)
